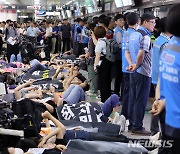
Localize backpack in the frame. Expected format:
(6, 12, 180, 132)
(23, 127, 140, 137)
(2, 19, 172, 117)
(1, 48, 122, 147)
(102, 39, 121, 62)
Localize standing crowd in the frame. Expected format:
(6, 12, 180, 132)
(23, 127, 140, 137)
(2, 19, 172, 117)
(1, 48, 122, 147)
(0, 3, 180, 154)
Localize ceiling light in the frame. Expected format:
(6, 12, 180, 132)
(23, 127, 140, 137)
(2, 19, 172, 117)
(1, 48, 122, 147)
(66, 0, 73, 5)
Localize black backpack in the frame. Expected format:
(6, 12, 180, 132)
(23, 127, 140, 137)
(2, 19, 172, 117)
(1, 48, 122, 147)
(101, 39, 121, 62)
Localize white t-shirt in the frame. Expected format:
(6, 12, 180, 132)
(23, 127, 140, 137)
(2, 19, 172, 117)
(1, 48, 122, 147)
(95, 38, 106, 56)
(45, 27, 52, 37)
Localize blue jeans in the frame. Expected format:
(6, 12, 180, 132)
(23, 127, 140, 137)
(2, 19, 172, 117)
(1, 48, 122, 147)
(101, 94, 120, 117)
(27, 63, 47, 74)
(63, 84, 86, 105)
(128, 72, 151, 130)
(10, 54, 22, 63)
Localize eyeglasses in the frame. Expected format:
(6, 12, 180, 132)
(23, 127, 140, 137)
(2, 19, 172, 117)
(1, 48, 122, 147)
(147, 21, 156, 25)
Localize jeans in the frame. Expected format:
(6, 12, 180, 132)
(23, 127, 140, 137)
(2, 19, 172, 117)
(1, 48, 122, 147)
(10, 54, 22, 63)
(87, 65, 98, 94)
(101, 94, 120, 117)
(62, 84, 86, 105)
(27, 63, 47, 74)
(128, 72, 151, 130)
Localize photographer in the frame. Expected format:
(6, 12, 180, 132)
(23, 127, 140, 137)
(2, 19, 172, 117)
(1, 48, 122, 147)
(4, 20, 21, 63)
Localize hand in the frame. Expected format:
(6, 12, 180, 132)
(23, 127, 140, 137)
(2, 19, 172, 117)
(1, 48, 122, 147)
(33, 86, 39, 90)
(73, 70, 79, 77)
(49, 85, 55, 93)
(38, 93, 43, 99)
(38, 138, 46, 148)
(28, 79, 34, 85)
(126, 64, 136, 72)
(85, 52, 90, 58)
(55, 144, 67, 152)
(55, 53, 59, 57)
(42, 111, 51, 119)
(150, 100, 165, 115)
(94, 66, 97, 73)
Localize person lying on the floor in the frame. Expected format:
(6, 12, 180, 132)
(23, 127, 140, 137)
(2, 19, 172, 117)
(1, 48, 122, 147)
(61, 64, 89, 91)
(33, 85, 121, 123)
(24, 60, 89, 91)
(38, 111, 149, 149)
(14, 79, 43, 100)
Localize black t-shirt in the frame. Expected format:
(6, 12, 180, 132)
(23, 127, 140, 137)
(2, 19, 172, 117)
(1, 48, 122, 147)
(61, 25, 71, 38)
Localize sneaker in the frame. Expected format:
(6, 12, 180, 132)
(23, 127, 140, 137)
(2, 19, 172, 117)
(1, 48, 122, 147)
(149, 132, 161, 146)
(125, 120, 129, 127)
(117, 115, 126, 133)
(112, 112, 120, 125)
(149, 148, 159, 154)
(96, 94, 101, 99)
(131, 127, 151, 136)
(97, 101, 103, 106)
(128, 125, 132, 133)
(87, 92, 96, 96)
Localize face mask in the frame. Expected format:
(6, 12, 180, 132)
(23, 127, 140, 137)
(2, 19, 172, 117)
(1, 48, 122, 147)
(15, 148, 24, 154)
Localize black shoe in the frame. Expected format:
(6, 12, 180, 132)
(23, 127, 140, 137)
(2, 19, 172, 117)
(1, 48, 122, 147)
(131, 127, 151, 136)
(128, 125, 132, 132)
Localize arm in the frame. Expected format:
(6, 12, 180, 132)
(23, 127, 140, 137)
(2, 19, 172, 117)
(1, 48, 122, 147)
(50, 53, 59, 63)
(155, 78, 160, 100)
(52, 66, 64, 80)
(64, 73, 78, 90)
(150, 79, 165, 115)
(130, 50, 145, 72)
(14, 80, 34, 100)
(23, 86, 36, 92)
(91, 32, 98, 45)
(31, 99, 54, 113)
(125, 51, 133, 65)
(42, 102, 54, 113)
(94, 52, 101, 71)
(38, 111, 66, 147)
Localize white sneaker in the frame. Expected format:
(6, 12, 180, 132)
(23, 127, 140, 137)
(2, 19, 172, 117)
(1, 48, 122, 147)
(112, 112, 120, 124)
(149, 132, 161, 147)
(117, 115, 126, 133)
(125, 119, 129, 127)
(149, 148, 159, 154)
(97, 101, 103, 106)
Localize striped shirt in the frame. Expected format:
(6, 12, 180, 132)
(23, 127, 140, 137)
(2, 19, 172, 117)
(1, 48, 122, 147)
(128, 26, 152, 77)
